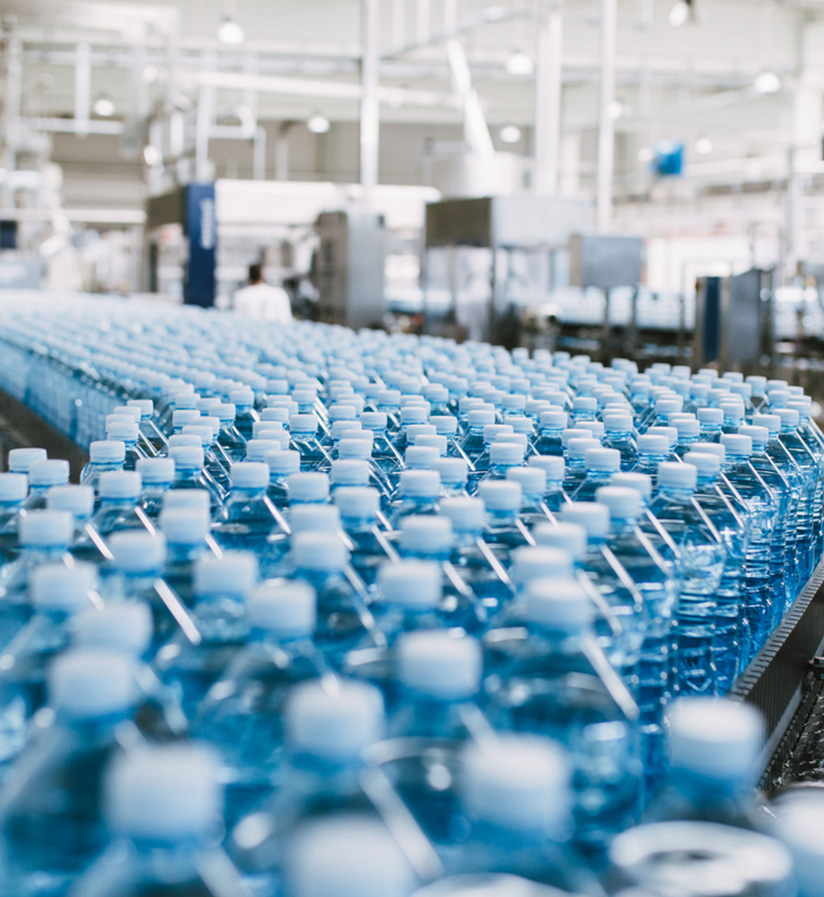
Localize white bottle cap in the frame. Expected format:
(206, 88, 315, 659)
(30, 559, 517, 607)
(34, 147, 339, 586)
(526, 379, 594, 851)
(692, 441, 726, 460)
(460, 735, 570, 835)
(697, 407, 724, 426)
(719, 433, 753, 456)
(194, 552, 258, 596)
(169, 444, 204, 469)
(378, 559, 442, 609)
(159, 507, 210, 544)
(753, 413, 780, 435)
(584, 447, 621, 472)
(338, 438, 372, 461)
(99, 471, 142, 499)
(439, 497, 484, 532)
(399, 515, 453, 555)
(560, 428, 592, 448)
(467, 409, 496, 428)
(656, 396, 683, 414)
(214, 403, 236, 422)
(127, 399, 153, 418)
(31, 562, 97, 613)
(230, 386, 254, 406)
(573, 396, 597, 412)
(230, 461, 269, 490)
(528, 455, 565, 481)
(290, 413, 318, 434)
(430, 415, 458, 436)
(738, 425, 768, 447)
(776, 408, 800, 429)
(247, 581, 316, 638)
(400, 405, 428, 425)
(674, 418, 700, 438)
(89, 440, 126, 464)
(267, 449, 301, 476)
(288, 472, 330, 502)
(292, 531, 349, 572)
(559, 501, 609, 538)
(533, 522, 588, 561)
(287, 815, 415, 897)
(360, 411, 387, 431)
(511, 546, 574, 585)
(489, 442, 524, 466)
(399, 469, 440, 499)
(637, 434, 669, 455)
(287, 679, 385, 759)
(775, 796, 824, 897)
(603, 410, 633, 430)
(414, 434, 448, 456)
(243, 439, 281, 463)
(683, 451, 722, 476)
(172, 410, 200, 431)
(49, 649, 137, 720)
(398, 631, 481, 700)
(0, 472, 28, 503)
(162, 488, 210, 513)
(106, 744, 222, 842)
(566, 438, 601, 461)
(110, 530, 166, 573)
(330, 460, 370, 487)
(657, 461, 698, 490)
(525, 576, 595, 629)
(168, 435, 200, 450)
(667, 698, 764, 786)
(28, 459, 70, 487)
(610, 472, 652, 501)
(427, 458, 464, 488)
(595, 485, 642, 519)
(539, 409, 568, 430)
(19, 509, 73, 547)
(291, 504, 341, 534)
(73, 603, 154, 656)
(135, 458, 175, 485)
(404, 445, 439, 469)
(8, 447, 47, 473)
(107, 420, 140, 443)
(335, 486, 379, 519)
(477, 480, 521, 512)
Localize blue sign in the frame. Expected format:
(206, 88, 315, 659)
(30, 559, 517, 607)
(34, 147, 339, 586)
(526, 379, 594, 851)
(184, 183, 216, 307)
(653, 140, 684, 177)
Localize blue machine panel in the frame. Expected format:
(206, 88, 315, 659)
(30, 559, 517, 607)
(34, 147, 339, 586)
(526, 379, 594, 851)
(184, 183, 216, 307)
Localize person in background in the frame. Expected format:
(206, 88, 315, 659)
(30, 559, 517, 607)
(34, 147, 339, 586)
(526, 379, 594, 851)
(232, 263, 293, 323)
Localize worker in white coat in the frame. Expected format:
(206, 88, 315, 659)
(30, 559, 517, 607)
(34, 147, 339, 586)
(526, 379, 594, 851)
(232, 263, 293, 323)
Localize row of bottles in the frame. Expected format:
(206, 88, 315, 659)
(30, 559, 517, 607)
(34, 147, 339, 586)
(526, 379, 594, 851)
(0, 293, 820, 896)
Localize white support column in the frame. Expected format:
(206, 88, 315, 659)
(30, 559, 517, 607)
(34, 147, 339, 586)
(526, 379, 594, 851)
(74, 42, 91, 138)
(533, 0, 563, 195)
(360, 0, 380, 209)
(596, 0, 617, 232)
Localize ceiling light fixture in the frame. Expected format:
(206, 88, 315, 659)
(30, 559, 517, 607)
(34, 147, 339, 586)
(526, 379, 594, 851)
(92, 94, 115, 117)
(142, 145, 161, 167)
(668, 0, 692, 27)
(608, 99, 624, 120)
(637, 147, 654, 163)
(506, 50, 534, 76)
(754, 70, 781, 94)
(217, 0, 245, 45)
(307, 112, 331, 134)
(499, 125, 522, 144)
(695, 136, 713, 154)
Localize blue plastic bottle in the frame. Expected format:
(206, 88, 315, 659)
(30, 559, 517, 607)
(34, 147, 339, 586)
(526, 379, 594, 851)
(24, 458, 69, 511)
(91, 470, 153, 537)
(0, 473, 28, 564)
(335, 486, 396, 587)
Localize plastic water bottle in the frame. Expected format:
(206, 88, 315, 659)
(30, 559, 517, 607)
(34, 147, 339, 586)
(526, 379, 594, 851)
(476, 481, 529, 559)
(168, 444, 223, 515)
(390, 470, 441, 525)
(0, 473, 28, 564)
(107, 419, 144, 470)
(91, 470, 152, 537)
(645, 462, 725, 696)
(572, 448, 621, 502)
(79, 440, 126, 499)
(70, 744, 244, 897)
(644, 697, 765, 826)
(0, 563, 98, 766)
(684, 451, 748, 691)
(484, 577, 642, 854)
(135, 456, 175, 519)
(0, 510, 74, 641)
(194, 581, 325, 824)
(290, 414, 331, 471)
(24, 458, 70, 510)
(6, 447, 47, 476)
(775, 793, 824, 897)
(335, 486, 396, 587)
(266, 449, 301, 508)
(213, 402, 247, 463)
(559, 502, 646, 694)
(449, 734, 599, 891)
(154, 552, 258, 714)
(717, 435, 776, 657)
(290, 532, 377, 665)
(0, 649, 138, 896)
(602, 409, 638, 470)
(46, 483, 107, 567)
(609, 821, 793, 897)
(159, 505, 216, 603)
(285, 814, 417, 897)
(214, 462, 288, 572)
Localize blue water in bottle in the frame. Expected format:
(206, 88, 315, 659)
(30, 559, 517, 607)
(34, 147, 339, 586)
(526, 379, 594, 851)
(335, 486, 396, 588)
(79, 440, 126, 500)
(24, 459, 70, 511)
(0, 474, 28, 565)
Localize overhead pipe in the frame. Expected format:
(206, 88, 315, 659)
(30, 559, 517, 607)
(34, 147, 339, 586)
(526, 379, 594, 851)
(596, 0, 617, 232)
(360, 0, 381, 208)
(533, 0, 563, 195)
